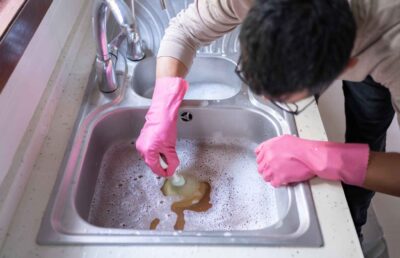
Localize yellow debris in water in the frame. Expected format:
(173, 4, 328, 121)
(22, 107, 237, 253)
(160, 175, 212, 230)
(161, 175, 204, 203)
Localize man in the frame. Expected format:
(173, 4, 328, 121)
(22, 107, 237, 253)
(135, 0, 400, 241)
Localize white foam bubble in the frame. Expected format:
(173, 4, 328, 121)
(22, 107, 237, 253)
(184, 82, 238, 100)
(88, 136, 278, 231)
(144, 83, 238, 100)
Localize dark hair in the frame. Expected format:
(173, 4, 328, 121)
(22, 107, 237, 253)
(239, 0, 356, 99)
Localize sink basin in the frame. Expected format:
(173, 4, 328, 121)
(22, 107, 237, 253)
(132, 57, 241, 100)
(37, 0, 322, 246)
(83, 107, 280, 231)
(38, 100, 322, 245)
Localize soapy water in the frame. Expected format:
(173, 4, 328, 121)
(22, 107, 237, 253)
(144, 82, 239, 100)
(88, 137, 278, 231)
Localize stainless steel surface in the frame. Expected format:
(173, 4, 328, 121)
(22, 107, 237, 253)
(37, 0, 322, 246)
(92, 0, 145, 93)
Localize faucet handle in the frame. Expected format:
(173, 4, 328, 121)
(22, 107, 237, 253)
(126, 30, 145, 61)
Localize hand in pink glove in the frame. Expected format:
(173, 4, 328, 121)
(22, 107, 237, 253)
(255, 135, 370, 187)
(136, 77, 188, 177)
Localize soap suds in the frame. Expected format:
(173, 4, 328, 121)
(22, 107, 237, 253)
(144, 82, 238, 100)
(88, 137, 278, 231)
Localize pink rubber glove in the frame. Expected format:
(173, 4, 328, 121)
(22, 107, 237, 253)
(255, 135, 370, 187)
(136, 77, 188, 177)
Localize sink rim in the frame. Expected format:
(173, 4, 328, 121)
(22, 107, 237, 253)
(38, 104, 321, 246)
(36, 50, 322, 246)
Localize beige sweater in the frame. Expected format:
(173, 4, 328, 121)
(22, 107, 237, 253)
(158, 0, 400, 122)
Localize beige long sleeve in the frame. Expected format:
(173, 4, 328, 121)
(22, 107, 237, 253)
(157, 0, 252, 70)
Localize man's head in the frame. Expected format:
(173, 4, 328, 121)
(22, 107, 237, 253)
(239, 0, 356, 102)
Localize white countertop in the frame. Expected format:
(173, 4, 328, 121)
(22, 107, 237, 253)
(0, 3, 363, 257)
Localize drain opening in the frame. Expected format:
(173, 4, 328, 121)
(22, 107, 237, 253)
(180, 112, 193, 122)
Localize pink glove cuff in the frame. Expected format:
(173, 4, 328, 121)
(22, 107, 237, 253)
(316, 142, 370, 186)
(147, 77, 189, 124)
(153, 77, 189, 98)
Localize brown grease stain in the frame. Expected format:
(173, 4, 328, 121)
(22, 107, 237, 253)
(149, 178, 212, 230)
(170, 181, 212, 230)
(150, 218, 160, 230)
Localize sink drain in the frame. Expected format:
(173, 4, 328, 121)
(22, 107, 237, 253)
(180, 112, 193, 122)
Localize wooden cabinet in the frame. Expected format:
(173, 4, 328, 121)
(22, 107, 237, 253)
(0, 0, 26, 37)
(0, 0, 53, 92)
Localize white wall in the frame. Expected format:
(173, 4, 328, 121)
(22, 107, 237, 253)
(318, 80, 400, 258)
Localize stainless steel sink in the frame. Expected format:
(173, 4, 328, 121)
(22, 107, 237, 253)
(37, 0, 322, 246)
(132, 57, 241, 100)
(83, 107, 282, 231)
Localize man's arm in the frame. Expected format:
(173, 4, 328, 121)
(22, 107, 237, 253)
(363, 152, 400, 196)
(157, 0, 250, 72)
(156, 57, 188, 79)
(255, 135, 400, 197)
(140, 0, 250, 174)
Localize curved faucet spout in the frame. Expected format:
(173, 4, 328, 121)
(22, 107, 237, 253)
(92, 0, 145, 93)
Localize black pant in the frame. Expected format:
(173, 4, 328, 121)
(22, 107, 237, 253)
(342, 76, 394, 241)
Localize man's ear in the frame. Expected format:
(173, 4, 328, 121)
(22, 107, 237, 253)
(346, 57, 358, 69)
(340, 57, 358, 76)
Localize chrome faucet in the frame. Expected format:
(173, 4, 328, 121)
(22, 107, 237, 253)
(92, 0, 145, 93)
